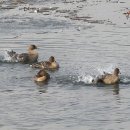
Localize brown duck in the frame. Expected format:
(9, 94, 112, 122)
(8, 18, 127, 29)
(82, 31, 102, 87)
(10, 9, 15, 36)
(31, 56, 59, 70)
(96, 68, 120, 85)
(34, 69, 50, 82)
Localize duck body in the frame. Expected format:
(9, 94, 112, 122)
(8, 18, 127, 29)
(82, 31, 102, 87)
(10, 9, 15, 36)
(31, 56, 59, 70)
(34, 69, 50, 82)
(96, 68, 120, 85)
(17, 52, 38, 64)
(97, 74, 119, 85)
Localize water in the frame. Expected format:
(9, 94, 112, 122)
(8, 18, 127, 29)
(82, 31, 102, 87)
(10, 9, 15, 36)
(0, 0, 130, 130)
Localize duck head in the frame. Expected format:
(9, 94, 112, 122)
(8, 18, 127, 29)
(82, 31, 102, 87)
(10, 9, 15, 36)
(49, 56, 55, 63)
(114, 68, 120, 76)
(28, 44, 37, 51)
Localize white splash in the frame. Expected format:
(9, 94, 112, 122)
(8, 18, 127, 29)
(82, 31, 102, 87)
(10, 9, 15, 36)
(97, 64, 117, 75)
(0, 50, 18, 63)
(120, 76, 130, 84)
(76, 64, 119, 85)
(77, 75, 94, 84)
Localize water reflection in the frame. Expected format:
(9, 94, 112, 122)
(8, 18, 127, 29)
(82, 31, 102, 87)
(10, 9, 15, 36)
(112, 84, 119, 95)
(37, 87, 48, 94)
(34, 80, 49, 86)
(96, 83, 120, 95)
(34, 81, 49, 93)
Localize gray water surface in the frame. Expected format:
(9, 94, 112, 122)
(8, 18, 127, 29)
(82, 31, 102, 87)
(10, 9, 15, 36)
(0, 0, 130, 130)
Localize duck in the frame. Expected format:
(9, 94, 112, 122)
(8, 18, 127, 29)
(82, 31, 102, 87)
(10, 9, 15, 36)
(17, 44, 38, 64)
(31, 56, 59, 70)
(7, 45, 38, 64)
(96, 68, 120, 85)
(34, 69, 50, 82)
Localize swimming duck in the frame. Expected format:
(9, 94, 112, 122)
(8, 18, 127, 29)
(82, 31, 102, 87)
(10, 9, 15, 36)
(7, 45, 38, 64)
(96, 68, 120, 85)
(31, 56, 59, 70)
(34, 69, 50, 82)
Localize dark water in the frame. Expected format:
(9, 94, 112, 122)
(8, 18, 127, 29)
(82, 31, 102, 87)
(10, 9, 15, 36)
(0, 0, 130, 130)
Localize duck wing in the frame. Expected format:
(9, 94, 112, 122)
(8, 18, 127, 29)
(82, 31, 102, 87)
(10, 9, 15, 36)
(6, 50, 18, 62)
(96, 73, 111, 83)
(42, 61, 51, 68)
(31, 61, 44, 68)
(7, 50, 16, 57)
(30, 61, 51, 69)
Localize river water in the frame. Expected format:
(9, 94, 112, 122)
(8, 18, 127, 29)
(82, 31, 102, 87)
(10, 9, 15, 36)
(0, 0, 130, 130)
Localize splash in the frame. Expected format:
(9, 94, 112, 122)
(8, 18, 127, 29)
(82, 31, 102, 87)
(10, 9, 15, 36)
(120, 76, 130, 85)
(77, 65, 130, 85)
(0, 49, 18, 63)
(77, 75, 94, 84)
(97, 64, 117, 75)
(76, 65, 119, 85)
